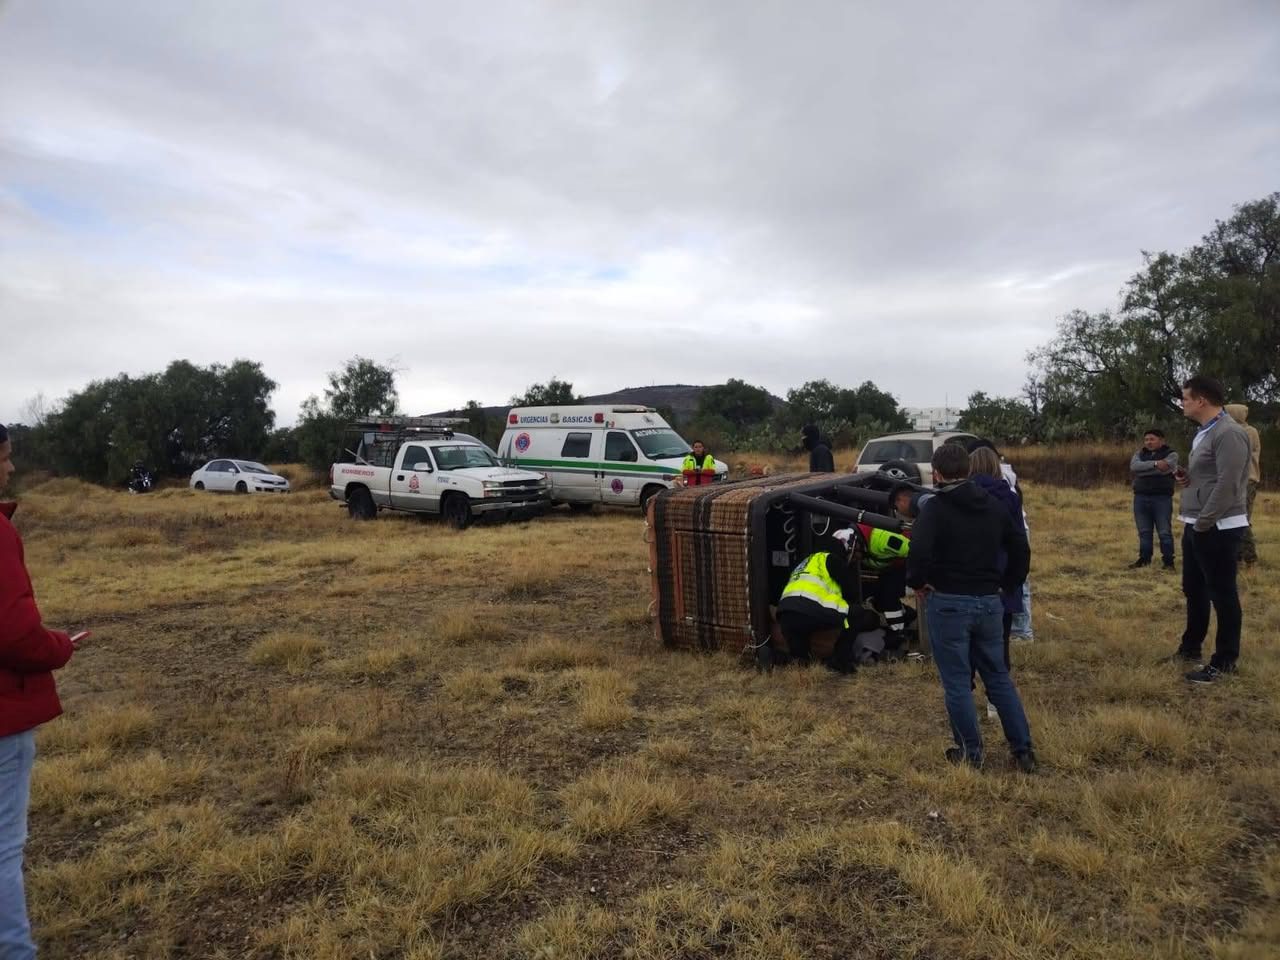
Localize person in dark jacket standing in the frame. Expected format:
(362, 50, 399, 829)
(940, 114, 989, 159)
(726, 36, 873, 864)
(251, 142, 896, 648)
(801, 424, 835, 472)
(1129, 428, 1179, 570)
(906, 443, 1035, 771)
(1, 424, 85, 957)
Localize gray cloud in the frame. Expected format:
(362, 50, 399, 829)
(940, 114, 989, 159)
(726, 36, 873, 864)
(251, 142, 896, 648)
(1, 0, 1277, 424)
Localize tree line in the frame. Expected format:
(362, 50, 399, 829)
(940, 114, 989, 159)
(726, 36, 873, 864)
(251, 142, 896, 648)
(958, 191, 1279, 444)
(8, 192, 1275, 485)
(7, 356, 912, 484)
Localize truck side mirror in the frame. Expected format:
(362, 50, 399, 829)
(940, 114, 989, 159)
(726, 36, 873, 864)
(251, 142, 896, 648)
(413, 462, 433, 472)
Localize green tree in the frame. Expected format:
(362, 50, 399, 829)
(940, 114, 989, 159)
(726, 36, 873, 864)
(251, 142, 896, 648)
(35, 360, 277, 484)
(295, 357, 401, 473)
(845, 381, 911, 430)
(456, 400, 501, 449)
(957, 391, 1036, 443)
(1031, 192, 1280, 436)
(261, 427, 300, 464)
(696, 379, 774, 429)
(510, 377, 579, 407)
(324, 357, 400, 422)
(785, 379, 909, 431)
(785, 379, 843, 425)
(295, 398, 346, 474)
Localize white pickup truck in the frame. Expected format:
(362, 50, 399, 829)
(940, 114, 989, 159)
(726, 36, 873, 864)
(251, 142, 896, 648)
(329, 418, 549, 528)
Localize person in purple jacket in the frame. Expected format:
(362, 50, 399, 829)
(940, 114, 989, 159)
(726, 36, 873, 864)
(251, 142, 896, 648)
(969, 447, 1027, 652)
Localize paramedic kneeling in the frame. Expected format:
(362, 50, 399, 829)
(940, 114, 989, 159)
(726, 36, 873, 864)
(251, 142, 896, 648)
(774, 528, 863, 674)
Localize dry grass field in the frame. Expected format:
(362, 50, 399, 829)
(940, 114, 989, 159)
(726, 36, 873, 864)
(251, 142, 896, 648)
(12, 473, 1280, 959)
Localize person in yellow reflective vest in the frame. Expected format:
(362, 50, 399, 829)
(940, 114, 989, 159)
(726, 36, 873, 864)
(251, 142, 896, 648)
(774, 527, 864, 673)
(681, 440, 716, 486)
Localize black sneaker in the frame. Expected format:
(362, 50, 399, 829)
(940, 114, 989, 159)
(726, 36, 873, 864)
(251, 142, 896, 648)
(1127, 559, 1151, 569)
(944, 747, 981, 767)
(1186, 664, 1236, 684)
(1158, 650, 1201, 665)
(1162, 560, 1176, 571)
(1014, 750, 1038, 774)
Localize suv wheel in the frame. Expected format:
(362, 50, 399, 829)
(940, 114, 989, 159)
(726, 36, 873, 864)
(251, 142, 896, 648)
(443, 493, 473, 530)
(878, 459, 922, 483)
(347, 487, 376, 520)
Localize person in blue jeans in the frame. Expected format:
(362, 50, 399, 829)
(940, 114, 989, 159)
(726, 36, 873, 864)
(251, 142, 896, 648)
(1129, 428, 1179, 570)
(1, 424, 85, 957)
(906, 443, 1036, 771)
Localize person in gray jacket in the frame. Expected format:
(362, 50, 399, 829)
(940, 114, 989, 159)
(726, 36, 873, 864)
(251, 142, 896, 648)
(1128, 428, 1179, 569)
(1167, 375, 1252, 684)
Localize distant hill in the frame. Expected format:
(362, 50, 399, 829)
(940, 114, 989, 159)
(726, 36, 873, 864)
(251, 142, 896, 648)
(430, 383, 785, 426)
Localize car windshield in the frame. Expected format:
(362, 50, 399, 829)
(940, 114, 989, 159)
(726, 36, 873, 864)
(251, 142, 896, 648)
(235, 461, 273, 474)
(859, 439, 933, 464)
(431, 444, 499, 470)
(630, 428, 690, 459)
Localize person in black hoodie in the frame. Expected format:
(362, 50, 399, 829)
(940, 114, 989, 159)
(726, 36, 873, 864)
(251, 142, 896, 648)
(1128, 428, 1179, 570)
(801, 424, 835, 472)
(906, 442, 1036, 771)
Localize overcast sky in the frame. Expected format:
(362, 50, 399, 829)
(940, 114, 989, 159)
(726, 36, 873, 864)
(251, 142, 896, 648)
(1, 1, 1277, 425)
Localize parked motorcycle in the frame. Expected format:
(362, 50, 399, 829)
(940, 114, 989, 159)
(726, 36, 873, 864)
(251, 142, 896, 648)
(127, 462, 155, 495)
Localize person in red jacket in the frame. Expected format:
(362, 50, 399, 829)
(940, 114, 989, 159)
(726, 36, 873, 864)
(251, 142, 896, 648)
(1, 424, 84, 957)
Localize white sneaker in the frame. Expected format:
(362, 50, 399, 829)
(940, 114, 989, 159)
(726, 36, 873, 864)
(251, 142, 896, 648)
(986, 701, 999, 721)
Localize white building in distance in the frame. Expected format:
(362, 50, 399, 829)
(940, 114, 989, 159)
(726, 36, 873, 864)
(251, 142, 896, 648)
(902, 406, 962, 431)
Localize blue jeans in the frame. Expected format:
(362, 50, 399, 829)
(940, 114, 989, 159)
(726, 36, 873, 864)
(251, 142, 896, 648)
(925, 592, 1033, 762)
(1134, 493, 1175, 563)
(1010, 581, 1032, 638)
(0, 731, 36, 959)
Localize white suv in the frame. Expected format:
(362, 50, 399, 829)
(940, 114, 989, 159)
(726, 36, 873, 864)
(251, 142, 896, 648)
(853, 431, 978, 486)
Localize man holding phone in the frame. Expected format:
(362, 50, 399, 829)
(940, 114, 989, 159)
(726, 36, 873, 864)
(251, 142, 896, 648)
(1, 424, 87, 957)
(1167, 377, 1251, 684)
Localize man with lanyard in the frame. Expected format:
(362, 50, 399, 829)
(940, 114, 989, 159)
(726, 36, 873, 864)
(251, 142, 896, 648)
(681, 440, 716, 486)
(1167, 375, 1252, 684)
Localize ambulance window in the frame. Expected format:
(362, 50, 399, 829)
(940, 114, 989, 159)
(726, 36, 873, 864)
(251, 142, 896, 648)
(605, 431, 638, 462)
(561, 433, 592, 458)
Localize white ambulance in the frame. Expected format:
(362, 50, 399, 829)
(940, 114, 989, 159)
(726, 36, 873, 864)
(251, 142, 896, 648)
(498, 405, 728, 509)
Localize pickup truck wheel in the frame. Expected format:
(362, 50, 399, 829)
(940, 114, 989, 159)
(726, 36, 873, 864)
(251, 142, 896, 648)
(347, 487, 376, 520)
(568, 502, 594, 514)
(235, 480, 248, 494)
(878, 459, 922, 484)
(443, 493, 473, 530)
